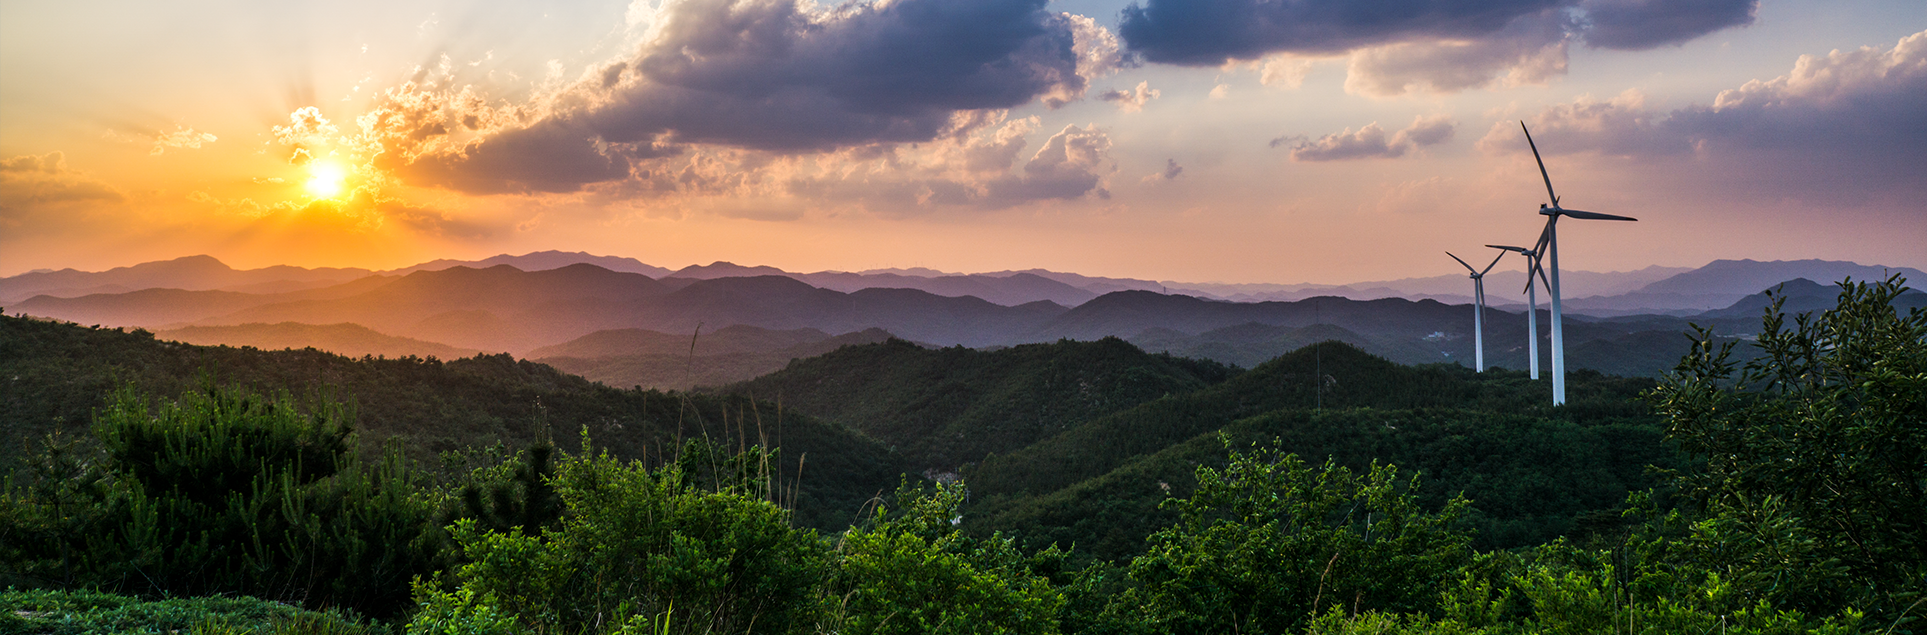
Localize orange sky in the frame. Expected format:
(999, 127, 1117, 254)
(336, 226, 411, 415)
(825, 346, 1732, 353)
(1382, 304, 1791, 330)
(3, 0, 1923, 283)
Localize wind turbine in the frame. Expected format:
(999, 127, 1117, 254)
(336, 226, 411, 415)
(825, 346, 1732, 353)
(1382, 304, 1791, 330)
(1519, 122, 1637, 405)
(1486, 243, 1548, 380)
(1447, 250, 1504, 372)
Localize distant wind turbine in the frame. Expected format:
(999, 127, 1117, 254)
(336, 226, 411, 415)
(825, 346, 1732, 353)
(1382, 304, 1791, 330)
(1447, 250, 1504, 372)
(1486, 243, 1549, 380)
(1519, 122, 1637, 405)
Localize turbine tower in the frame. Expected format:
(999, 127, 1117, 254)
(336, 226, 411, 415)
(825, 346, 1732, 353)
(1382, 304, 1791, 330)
(1447, 251, 1504, 372)
(1520, 122, 1637, 405)
(1487, 243, 1548, 380)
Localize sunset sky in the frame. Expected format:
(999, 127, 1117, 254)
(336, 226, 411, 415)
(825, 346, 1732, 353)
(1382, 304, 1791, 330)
(3, 0, 1922, 284)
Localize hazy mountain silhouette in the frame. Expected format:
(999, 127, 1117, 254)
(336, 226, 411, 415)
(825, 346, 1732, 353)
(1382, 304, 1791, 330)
(211, 264, 668, 353)
(536, 326, 896, 390)
(11, 275, 396, 327)
(1561, 260, 1927, 316)
(156, 322, 482, 359)
(0, 255, 372, 304)
(1697, 278, 1927, 320)
(381, 250, 673, 277)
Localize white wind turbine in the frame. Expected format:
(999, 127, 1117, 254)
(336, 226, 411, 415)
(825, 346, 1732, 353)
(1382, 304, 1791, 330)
(1486, 243, 1548, 380)
(1447, 250, 1504, 372)
(1519, 122, 1637, 405)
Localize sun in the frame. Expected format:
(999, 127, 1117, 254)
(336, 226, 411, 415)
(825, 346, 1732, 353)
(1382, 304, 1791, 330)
(305, 161, 347, 198)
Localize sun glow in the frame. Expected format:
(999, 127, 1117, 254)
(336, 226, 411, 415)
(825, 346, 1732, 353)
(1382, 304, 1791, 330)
(305, 161, 347, 198)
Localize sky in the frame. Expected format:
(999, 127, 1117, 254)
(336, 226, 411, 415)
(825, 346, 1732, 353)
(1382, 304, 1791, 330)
(2, 0, 1923, 284)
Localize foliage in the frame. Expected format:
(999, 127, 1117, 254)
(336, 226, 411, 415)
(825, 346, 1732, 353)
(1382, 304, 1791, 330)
(1098, 438, 1473, 634)
(967, 341, 1655, 503)
(1650, 275, 1927, 618)
(413, 439, 826, 635)
(0, 588, 382, 635)
(0, 384, 445, 619)
(969, 406, 1674, 562)
(0, 313, 907, 532)
(723, 337, 1235, 471)
(827, 480, 1066, 635)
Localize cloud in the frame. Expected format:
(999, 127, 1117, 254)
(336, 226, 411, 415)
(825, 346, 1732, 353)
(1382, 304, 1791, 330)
(0, 153, 124, 215)
(274, 107, 341, 165)
(1117, 0, 1756, 94)
(152, 126, 218, 155)
(1119, 0, 1567, 65)
(1478, 30, 1927, 201)
(1286, 115, 1456, 161)
(1100, 81, 1161, 112)
(1578, 0, 1755, 51)
(1260, 57, 1317, 88)
(373, 0, 1120, 196)
(1143, 158, 1183, 182)
(776, 119, 1116, 213)
(1344, 14, 1570, 96)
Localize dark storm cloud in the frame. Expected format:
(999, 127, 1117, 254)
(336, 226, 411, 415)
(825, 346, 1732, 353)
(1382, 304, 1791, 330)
(1118, 0, 1566, 65)
(1578, 0, 1755, 50)
(1117, 0, 1757, 66)
(394, 0, 1099, 195)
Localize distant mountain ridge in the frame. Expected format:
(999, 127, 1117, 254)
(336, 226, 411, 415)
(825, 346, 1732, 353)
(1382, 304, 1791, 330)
(0, 255, 372, 304)
(8, 254, 1919, 379)
(382, 250, 674, 278)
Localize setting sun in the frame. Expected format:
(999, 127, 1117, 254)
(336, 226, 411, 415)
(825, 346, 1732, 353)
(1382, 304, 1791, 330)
(305, 161, 346, 198)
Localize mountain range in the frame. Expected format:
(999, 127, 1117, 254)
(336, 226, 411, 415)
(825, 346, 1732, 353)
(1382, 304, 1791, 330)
(6, 253, 1920, 384)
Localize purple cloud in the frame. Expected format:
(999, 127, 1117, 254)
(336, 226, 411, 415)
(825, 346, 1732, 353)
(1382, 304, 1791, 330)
(385, 0, 1115, 196)
(1288, 115, 1457, 161)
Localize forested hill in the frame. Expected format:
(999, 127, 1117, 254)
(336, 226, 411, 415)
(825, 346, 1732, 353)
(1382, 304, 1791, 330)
(947, 342, 1669, 560)
(0, 314, 904, 531)
(964, 340, 1655, 501)
(720, 337, 1236, 471)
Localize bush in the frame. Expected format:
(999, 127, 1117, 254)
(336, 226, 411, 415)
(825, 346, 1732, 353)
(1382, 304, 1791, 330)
(828, 481, 1066, 634)
(0, 384, 444, 619)
(1650, 275, 1927, 619)
(1101, 437, 1473, 634)
(413, 439, 826, 635)
(0, 588, 381, 635)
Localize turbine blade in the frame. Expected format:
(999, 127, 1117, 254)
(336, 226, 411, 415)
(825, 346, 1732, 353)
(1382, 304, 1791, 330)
(1559, 209, 1639, 221)
(1521, 121, 1559, 207)
(1481, 251, 1504, 275)
(1447, 251, 1475, 272)
(1487, 244, 1527, 253)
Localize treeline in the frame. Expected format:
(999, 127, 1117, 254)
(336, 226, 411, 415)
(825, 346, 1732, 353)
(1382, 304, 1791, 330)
(1, 277, 1921, 633)
(0, 314, 903, 531)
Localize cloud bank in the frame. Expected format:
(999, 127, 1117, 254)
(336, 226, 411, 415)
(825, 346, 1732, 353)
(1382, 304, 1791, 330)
(1478, 30, 1927, 201)
(1119, 0, 1756, 95)
(362, 0, 1121, 205)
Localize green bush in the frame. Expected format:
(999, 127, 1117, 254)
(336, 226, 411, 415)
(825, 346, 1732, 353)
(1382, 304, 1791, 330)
(828, 481, 1066, 634)
(0, 384, 444, 619)
(413, 440, 826, 635)
(0, 588, 381, 635)
(1100, 438, 1473, 634)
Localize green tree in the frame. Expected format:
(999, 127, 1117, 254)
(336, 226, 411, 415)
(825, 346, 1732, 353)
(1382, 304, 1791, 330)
(828, 480, 1066, 635)
(1104, 437, 1473, 634)
(1650, 275, 1926, 618)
